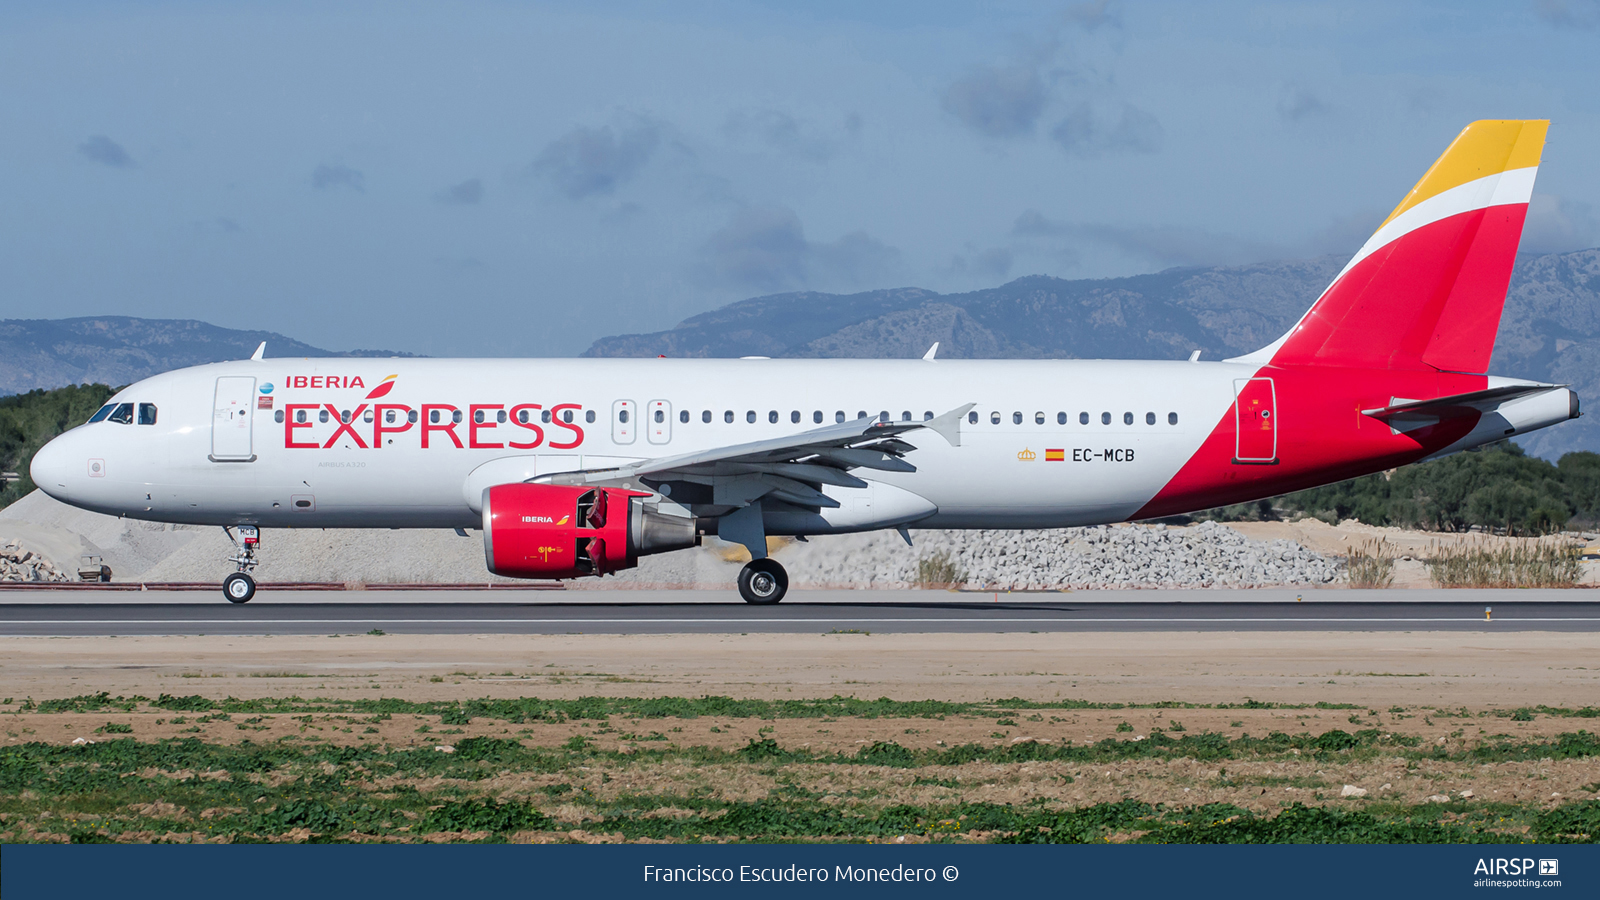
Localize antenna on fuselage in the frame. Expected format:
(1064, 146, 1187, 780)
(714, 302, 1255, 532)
(250, 342, 266, 361)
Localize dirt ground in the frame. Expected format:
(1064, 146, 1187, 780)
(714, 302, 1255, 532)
(3, 630, 1598, 709)
(4, 630, 1598, 842)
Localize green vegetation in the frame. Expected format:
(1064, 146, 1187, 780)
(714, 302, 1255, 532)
(0, 383, 118, 508)
(2, 731, 1596, 844)
(1426, 540, 1583, 588)
(1194, 442, 1600, 534)
(15, 691, 1391, 721)
(915, 550, 967, 588)
(1343, 539, 1395, 589)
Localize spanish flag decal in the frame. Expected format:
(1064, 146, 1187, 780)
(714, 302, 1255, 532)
(1045, 449, 1065, 462)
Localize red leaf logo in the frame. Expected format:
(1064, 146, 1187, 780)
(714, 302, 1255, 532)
(365, 375, 398, 400)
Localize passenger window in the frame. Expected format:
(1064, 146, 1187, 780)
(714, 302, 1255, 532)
(652, 409, 663, 423)
(1101, 412, 1111, 425)
(1123, 412, 1133, 425)
(679, 410, 689, 424)
(968, 411, 978, 424)
(1168, 412, 1178, 425)
(725, 410, 734, 423)
(901, 411, 912, 422)
(341, 409, 352, 424)
(619, 409, 629, 424)
(497, 410, 506, 424)
(363, 409, 373, 423)
(585, 410, 595, 424)
(517, 409, 528, 424)
(746, 410, 757, 424)
(138, 403, 158, 425)
(88, 404, 115, 423)
(878, 411, 889, 423)
(835, 411, 846, 423)
(990, 411, 1000, 425)
(429, 410, 440, 424)
(1012, 412, 1022, 425)
(320, 410, 330, 424)
(1034, 411, 1044, 425)
(408, 410, 419, 424)
(274, 410, 284, 424)
(857, 410, 867, 420)
(1057, 412, 1067, 425)
(790, 411, 800, 424)
(923, 411, 933, 421)
(474, 409, 485, 424)
(701, 410, 711, 423)
(1079, 412, 1089, 425)
(452, 410, 463, 424)
(562, 410, 573, 424)
(541, 410, 551, 424)
(813, 411, 823, 424)
(768, 410, 778, 424)
(296, 409, 308, 424)
(1145, 412, 1156, 425)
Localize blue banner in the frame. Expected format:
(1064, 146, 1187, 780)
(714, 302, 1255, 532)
(3, 843, 1594, 899)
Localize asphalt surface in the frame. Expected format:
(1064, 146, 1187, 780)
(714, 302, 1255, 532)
(0, 589, 1596, 635)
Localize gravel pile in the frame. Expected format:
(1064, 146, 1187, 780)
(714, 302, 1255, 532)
(779, 521, 1342, 589)
(0, 540, 73, 583)
(3, 490, 1342, 589)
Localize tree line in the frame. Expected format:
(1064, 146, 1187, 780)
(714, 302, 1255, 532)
(1197, 442, 1600, 535)
(0, 383, 117, 509)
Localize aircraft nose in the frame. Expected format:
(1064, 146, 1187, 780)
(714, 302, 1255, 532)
(29, 435, 72, 499)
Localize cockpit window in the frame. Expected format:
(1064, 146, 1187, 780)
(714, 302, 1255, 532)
(107, 403, 134, 425)
(138, 403, 158, 425)
(88, 404, 115, 423)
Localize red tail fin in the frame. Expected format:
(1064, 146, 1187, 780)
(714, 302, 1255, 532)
(1240, 120, 1548, 373)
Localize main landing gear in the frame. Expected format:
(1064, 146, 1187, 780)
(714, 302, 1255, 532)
(738, 558, 788, 605)
(222, 525, 260, 604)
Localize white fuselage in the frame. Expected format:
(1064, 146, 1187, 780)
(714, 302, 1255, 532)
(30, 357, 1255, 531)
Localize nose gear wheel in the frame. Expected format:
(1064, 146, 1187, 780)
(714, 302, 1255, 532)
(223, 572, 256, 604)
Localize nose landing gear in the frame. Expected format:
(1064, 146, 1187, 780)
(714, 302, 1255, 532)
(738, 558, 788, 605)
(222, 525, 260, 604)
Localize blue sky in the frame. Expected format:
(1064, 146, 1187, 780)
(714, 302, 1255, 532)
(2, 0, 1597, 356)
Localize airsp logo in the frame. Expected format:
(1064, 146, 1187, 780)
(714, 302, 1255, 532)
(1473, 858, 1552, 876)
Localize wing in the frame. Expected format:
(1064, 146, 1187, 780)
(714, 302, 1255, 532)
(540, 404, 973, 512)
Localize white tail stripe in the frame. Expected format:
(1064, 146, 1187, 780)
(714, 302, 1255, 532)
(1230, 165, 1538, 365)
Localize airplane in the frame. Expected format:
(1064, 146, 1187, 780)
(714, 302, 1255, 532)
(28, 119, 1580, 605)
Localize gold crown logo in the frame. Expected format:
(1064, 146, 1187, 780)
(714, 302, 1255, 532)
(1017, 448, 1037, 461)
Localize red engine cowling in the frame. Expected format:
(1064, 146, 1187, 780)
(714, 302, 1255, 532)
(481, 483, 697, 579)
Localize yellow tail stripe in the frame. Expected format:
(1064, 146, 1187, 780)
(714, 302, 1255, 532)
(1379, 119, 1547, 229)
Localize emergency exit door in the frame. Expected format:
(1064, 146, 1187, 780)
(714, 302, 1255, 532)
(1233, 377, 1277, 464)
(211, 376, 257, 461)
(612, 399, 636, 445)
(647, 400, 672, 444)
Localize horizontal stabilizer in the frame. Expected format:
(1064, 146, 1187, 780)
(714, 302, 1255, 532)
(1361, 383, 1562, 421)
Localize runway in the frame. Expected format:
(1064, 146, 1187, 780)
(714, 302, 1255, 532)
(1, 588, 1597, 635)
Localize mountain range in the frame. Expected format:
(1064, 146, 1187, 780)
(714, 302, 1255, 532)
(0, 317, 413, 396)
(584, 249, 1600, 461)
(3, 249, 1594, 460)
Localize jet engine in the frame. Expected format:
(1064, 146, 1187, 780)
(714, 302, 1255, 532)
(481, 483, 698, 579)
